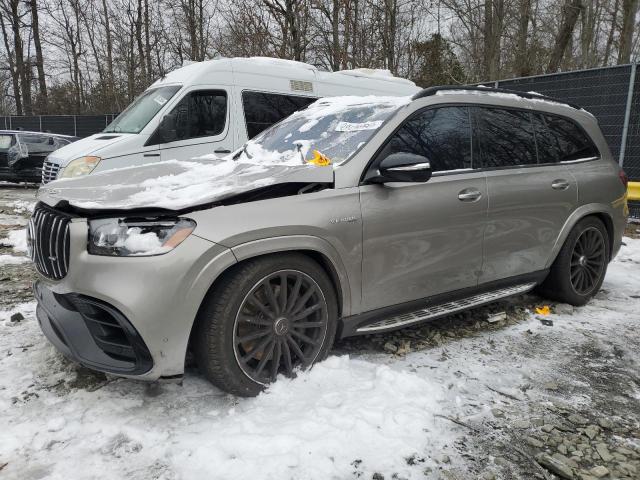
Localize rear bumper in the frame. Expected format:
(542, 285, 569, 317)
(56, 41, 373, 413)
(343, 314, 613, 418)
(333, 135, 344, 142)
(35, 281, 153, 375)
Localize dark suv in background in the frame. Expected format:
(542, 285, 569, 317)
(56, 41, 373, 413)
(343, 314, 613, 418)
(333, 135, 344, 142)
(0, 130, 77, 183)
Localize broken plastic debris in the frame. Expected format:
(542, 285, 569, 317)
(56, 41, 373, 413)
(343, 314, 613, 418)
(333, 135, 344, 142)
(307, 150, 332, 166)
(487, 312, 506, 323)
(535, 305, 551, 316)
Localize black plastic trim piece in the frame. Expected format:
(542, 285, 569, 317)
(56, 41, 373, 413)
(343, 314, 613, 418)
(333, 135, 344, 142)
(338, 270, 548, 338)
(35, 281, 153, 375)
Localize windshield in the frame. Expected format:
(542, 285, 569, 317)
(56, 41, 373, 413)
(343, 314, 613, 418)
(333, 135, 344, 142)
(104, 85, 182, 134)
(236, 96, 410, 166)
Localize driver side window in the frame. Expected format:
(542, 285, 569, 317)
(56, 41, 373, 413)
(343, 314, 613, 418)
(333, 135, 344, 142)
(168, 90, 227, 142)
(378, 106, 472, 172)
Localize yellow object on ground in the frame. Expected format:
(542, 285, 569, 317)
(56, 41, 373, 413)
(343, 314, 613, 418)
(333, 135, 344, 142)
(535, 305, 551, 316)
(628, 182, 640, 201)
(307, 150, 332, 166)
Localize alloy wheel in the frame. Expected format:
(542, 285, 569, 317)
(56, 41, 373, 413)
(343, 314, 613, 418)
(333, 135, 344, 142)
(233, 270, 329, 385)
(570, 227, 606, 295)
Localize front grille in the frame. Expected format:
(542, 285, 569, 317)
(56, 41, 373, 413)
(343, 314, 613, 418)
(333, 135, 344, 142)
(28, 204, 71, 280)
(41, 160, 60, 184)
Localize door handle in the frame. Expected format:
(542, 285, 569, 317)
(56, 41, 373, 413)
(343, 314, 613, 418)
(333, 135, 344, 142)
(214, 148, 231, 154)
(458, 188, 482, 202)
(551, 179, 570, 190)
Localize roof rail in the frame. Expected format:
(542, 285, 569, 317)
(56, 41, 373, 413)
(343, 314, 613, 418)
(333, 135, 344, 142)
(412, 85, 582, 110)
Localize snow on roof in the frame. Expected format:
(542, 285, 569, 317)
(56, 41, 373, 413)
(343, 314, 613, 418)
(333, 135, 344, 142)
(434, 89, 592, 115)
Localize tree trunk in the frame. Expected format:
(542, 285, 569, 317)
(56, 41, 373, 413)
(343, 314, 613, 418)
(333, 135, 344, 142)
(603, 0, 620, 65)
(516, 0, 531, 76)
(30, 0, 47, 112)
(548, 0, 583, 72)
(0, 10, 22, 115)
(618, 0, 639, 64)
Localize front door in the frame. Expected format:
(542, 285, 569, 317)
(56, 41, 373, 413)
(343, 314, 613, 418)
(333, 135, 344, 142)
(158, 88, 232, 162)
(360, 106, 488, 312)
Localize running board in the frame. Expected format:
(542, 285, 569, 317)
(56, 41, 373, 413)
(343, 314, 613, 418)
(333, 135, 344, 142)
(356, 283, 537, 334)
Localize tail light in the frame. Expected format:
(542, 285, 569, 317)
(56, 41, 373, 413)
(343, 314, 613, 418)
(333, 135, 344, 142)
(619, 170, 628, 189)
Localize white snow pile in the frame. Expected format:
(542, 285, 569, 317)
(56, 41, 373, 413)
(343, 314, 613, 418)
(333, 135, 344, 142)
(0, 254, 29, 265)
(5, 228, 27, 253)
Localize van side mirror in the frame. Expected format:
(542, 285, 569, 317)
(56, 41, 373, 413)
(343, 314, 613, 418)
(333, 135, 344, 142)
(365, 152, 432, 183)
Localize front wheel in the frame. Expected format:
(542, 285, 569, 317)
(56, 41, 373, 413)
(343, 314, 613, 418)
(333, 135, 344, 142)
(539, 216, 609, 306)
(194, 254, 338, 396)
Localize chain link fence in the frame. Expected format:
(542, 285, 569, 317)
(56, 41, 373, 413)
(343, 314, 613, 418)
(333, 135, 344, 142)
(0, 114, 118, 138)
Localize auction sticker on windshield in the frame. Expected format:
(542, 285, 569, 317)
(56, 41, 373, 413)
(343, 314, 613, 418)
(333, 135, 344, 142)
(153, 95, 168, 106)
(0, 135, 12, 149)
(335, 120, 383, 132)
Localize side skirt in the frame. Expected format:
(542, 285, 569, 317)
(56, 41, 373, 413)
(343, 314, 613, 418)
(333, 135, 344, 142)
(339, 270, 548, 338)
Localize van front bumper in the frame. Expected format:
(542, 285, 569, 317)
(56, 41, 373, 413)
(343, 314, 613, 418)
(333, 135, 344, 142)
(34, 218, 237, 380)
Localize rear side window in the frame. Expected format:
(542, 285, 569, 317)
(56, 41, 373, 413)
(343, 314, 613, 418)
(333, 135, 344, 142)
(379, 106, 472, 172)
(476, 107, 537, 167)
(242, 91, 317, 139)
(170, 90, 227, 141)
(532, 113, 599, 162)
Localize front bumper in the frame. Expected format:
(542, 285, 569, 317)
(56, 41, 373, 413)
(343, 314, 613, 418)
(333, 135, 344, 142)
(35, 282, 153, 374)
(34, 216, 237, 380)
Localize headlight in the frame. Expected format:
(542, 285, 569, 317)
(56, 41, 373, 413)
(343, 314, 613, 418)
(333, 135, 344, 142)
(88, 217, 196, 256)
(60, 156, 102, 178)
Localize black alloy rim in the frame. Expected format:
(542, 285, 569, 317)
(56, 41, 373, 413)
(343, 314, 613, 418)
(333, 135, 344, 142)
(233, 270, 328, 385)
(570, 227, 606, 295)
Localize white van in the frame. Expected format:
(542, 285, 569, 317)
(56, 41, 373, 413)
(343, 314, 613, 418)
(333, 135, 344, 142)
(42, 57, 420, 183)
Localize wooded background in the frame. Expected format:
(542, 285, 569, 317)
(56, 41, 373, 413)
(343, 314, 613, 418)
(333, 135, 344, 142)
(0, 0, 638, 116)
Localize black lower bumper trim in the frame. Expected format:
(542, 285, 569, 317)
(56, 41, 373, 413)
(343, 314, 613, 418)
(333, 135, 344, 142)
(34, 281, 153, 375)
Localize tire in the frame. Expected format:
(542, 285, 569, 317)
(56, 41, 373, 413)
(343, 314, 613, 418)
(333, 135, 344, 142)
(538, 216, 610, 306)
(194, 253, 338, 397)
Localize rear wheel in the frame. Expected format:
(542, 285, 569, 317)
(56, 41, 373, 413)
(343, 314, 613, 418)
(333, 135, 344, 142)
(194, 254, 338, 396)
(539, 216, 609, 306)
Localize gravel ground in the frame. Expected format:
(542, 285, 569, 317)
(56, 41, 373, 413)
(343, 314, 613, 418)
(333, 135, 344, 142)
(1, 185, 639, 480)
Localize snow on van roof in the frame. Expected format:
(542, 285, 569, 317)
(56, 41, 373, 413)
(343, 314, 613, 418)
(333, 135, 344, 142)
(333, 68, 417, 86)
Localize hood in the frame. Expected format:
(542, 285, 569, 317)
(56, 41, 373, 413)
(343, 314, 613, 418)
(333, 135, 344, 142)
(47, 133, 135, 163)
(36, 157, 334, 212)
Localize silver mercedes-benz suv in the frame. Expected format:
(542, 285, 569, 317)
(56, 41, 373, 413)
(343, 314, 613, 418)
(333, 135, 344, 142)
(29, 87, 629, 396)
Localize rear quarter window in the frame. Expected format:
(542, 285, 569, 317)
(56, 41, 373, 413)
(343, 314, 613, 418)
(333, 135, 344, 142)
(532, 113, 599, 162)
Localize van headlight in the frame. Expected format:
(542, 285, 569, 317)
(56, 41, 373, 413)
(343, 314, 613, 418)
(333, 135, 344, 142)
(60, 156, 102, 178)
(88, 217, 196, 256)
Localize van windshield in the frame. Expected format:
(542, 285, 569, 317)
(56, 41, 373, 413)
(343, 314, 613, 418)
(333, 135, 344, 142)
(237, 96, 410, 166)
(104, 85, 181, 134)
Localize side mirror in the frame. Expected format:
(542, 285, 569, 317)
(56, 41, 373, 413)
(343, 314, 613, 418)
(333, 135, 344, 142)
(366, 152, 432, 183)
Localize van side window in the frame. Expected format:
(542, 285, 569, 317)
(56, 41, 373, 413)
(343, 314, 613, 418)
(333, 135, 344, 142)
(476, 107, 537, 167)
(242, 91, 316, 139)
(533, 113, 599, 162)
(377, 106, 472, 172)
(171, 90, 227, 140)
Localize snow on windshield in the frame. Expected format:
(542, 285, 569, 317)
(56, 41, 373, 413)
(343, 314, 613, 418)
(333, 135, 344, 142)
(46, 96, 410, 211)
(238, 95, 411, 165)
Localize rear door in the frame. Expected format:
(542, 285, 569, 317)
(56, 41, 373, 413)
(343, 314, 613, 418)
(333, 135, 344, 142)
(477, 107, 578, 284)
(360, 106, 488, 312)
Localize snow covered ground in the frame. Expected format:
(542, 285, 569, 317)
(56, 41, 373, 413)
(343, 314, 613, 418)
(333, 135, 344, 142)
(1, 186, 639, 479)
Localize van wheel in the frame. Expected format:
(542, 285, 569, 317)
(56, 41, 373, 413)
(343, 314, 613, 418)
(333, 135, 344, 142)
(539, 216, 609, 306)
(194, 253, 338, 397)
